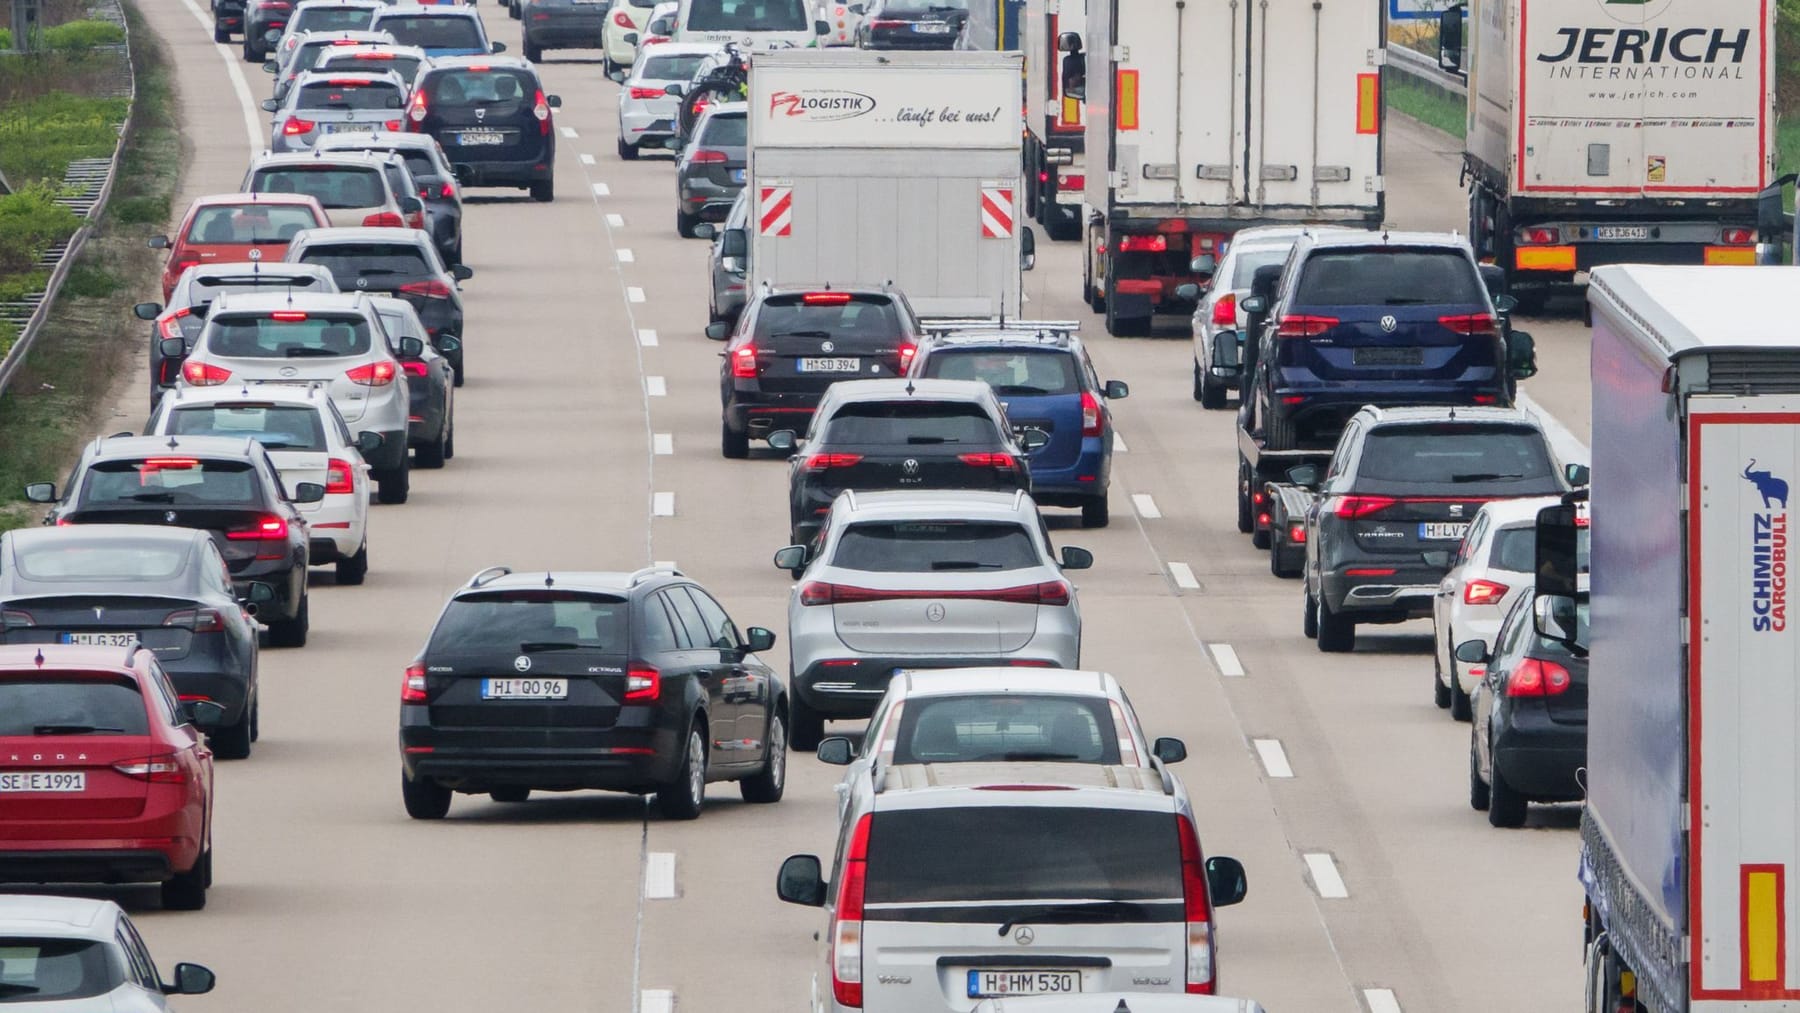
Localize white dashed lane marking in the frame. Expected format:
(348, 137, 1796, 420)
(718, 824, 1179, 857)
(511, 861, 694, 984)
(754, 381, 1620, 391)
(1113, 434, 1128, 452)
(560, 126, 579, 138)
(1131, 494, 1161, 519)
(1363, 989, 1402, 1013)
(1304, 853, 1349, 899)
(653, 433, 673, 455)
(645, 376, 666, 396)
(580, 153, 596, 165)
(643, 852, 676, 898)
(654, 560, 677, 570)
(1167, 562, 1199, 589)
(1208, 643, 1245, 677)
(641, 990, 674, 1013)
(1253, 738, 1294, 778)
(592, 182, 611, 197)
(607, 213, 625, 228)
(638, 329, 658, 347)
(617, 248, 635, 263)
(652, 492, 675, 517)
(627, 286, 646, 303)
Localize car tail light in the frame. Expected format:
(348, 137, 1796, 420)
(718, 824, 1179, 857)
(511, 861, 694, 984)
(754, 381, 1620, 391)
(174, 257, 202, 274)
(438, 181, 457, 199)
(1275, 314, 1338, 338)
(1516, 226, 1560, 246)
(1080, 390, 1102, 437)
(354, 51, 394, 60)
(398, 279, 453, 299)
(802, 291, 852, 305)
(628, 85, 663, 99)
(897, 343, 917, 373)
(730, 343, 759, 378)
(868, 17, 905, 26)
(271, 310, 308, 321)
(1116, 234, 1167, 253)
(164, 608, 226, 633)
(1177, 815, 1216, 994)
(346, 361, 397, 386)
(832, 813, 871, 1008)
(182, 360, 232, 385)
(1, 609, 34, 629)
(406, 88, 428, 125)
(690, 149, 728, 164)
(402, 662, 428, 702)
(1721, 226, 1756, 245)
(325, 457, 355, 494)
(114, 755, 185, 783)
(281, 115, 315, 136)
(1289, 523, 1305, 543)
(534, 89, 551, 134)
(1210, 292, 1236, 327)
(1463, 579, 1509, 606)
(798, 581, 1069, 607)
(385, 119, 403, 132)
(401, 360, 429, 377)
(614, 8, 635, 26)
(1507, 657, 1572, 697)
(625, 664, 660, 702)
(362, 211, 405, 228)
(1325, 494, 1397, 519)
(802, 453, 863, 472)
(158, 307, 192, 340)
(957, 451, 1017, 472)
(227, 514, 289, 541)
(1439, 313, 1497, 336)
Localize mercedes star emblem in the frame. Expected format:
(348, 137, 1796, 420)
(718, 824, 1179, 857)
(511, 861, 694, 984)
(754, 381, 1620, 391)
(1013, 926, 1035, 945)
(164, 511, 177, 523)
(901, 459, 920, 476)
(513, 655, 532, 673)
(925, 603, 945, 623)
(1379, 315, 1398, 333)
(356, 277, 369, 289)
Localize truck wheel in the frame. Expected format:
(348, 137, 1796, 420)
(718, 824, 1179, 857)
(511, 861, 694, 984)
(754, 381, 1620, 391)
(1266, 404, 1299, 451)
(1315, 596, 1355, 653)
(1468, 733, 1490, 811)
(1302, 587, 1319, 639)
(1236, 461, 1254, 533)
(1487, 761, 1527, 828)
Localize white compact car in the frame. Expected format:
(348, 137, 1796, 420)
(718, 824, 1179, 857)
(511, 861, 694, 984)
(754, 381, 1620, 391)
(603, 0, 664, 75)
(0, 895, 216, 1011)
(674, 0, 818, 50)
(617, 42, 720, 158)
(147, 382, 379, 584)
(1431, 495, 1565, 720)
(1188, 225, 1320, 410)
(775, 489, 1090, 750)
(171, 290, 415, 504)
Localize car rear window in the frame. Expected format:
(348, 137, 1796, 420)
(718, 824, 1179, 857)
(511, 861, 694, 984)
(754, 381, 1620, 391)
(891, 695, 1119, 764)
(13, 541, 190, 582)
(297, 78, 404, 110)
(823, 401, 998, 445)
(0, 677, 151, 736)
(641, 52, 707, 80)
(293, 242, 431, 288)
(206, 312, 374, 358)
(80, 459, 262, 508)
(686, 0, 808, 30)
(320, 52, 424, 81)
(1230, 245, 1291, 287)
(752, 294, 901, 341)
(167, 404, 329, 452)
(424, 67, 534, 107)
(1491, 523, 1589, 574)
(865, 808, 1181, 904)
(185, 204, 320, 244)
(832, 521, 1038, 572)
(376, 14, 482, 49)
(294, 6, 377, 32)
(921, 349, 1079, 396)
(697, 112, 746, 147)
(1295, 249, 1485, 306)
(0, 938, 124, 1002)
(429, 591, 629, 653)
(1355, 425, 1555, 486)
(251, 166, 386, 209)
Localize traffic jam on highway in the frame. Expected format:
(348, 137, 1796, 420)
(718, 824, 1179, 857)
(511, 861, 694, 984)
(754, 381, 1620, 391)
(2, 0, 1796, 1011)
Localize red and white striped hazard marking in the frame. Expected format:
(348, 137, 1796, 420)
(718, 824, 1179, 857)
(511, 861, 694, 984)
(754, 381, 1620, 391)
(759, 186, 792, 237)
(979, 186, 1014, 238)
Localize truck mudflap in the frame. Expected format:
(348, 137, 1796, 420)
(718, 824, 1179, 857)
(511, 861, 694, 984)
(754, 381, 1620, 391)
(1582, 814, 1686, 1012)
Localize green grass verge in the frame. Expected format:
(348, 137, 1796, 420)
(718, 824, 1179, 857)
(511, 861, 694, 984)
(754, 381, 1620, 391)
(1384, 69, 1466, 140)
(0, 92, 129, 186)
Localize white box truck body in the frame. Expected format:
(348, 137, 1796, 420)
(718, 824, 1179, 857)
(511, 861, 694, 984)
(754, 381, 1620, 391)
(1580, 264, 1800, 1013)
(1079, 0, 1384, 336)
(1022, 0, 1085, 241)
(744, 50, 1028, 320)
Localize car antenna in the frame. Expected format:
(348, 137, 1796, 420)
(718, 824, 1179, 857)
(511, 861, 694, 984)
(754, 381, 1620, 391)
(544, 572, 555, 587)
(166, 436, 180, 450)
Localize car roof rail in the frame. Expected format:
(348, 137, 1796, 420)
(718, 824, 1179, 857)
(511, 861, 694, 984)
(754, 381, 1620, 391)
(466, 565, 513, 588)
(922, 319, 1080, 337)
(628, 565, 682, 586)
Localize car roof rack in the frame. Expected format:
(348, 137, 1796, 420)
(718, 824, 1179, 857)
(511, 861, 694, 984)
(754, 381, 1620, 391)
(466, 565, 512, 588)
(628, 565, 682, 586)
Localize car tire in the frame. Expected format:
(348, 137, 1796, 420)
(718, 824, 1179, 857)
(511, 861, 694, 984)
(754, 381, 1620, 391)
(212, 698, 253, 760)
(1081, 492, 1109, 528)
(739, 709, 786, 803)
(1270, 539, 1299, 578)
(416, 427, 449, 469)
(1237, 462, 1254, 534)
(1199, 369, 1227, 410)
(530, 177, 554, 202)
(721, 419, 749, 459)
(1487, 754, 1527, 828)
(603, 54, 616, 75)
(1449, 662, 1473, 722)
(789, 694, 824, 752)
(1315, 595, 1355, 653)
(376, 464, 410, 505)
(1302, 587, 1319, 639)
(1468, 733, 1491, 811)
(1192, 360, 1206, 402)
(489, 786, 530, 803)
(1433, 644, 1452, 709)
(443, 415, 455, 460)
(656, 724, 706, 820)
(452, 360, 465, 387)
(508, 0, 520, 16)
(449, 239, 464, 267)
(1266, 404, 1299, 451)
(265, 594, 308, 648)
(522, 39, 542, 61)
(161, 849, 209, 911)
(402, 771, 452, 819)
(676, 208, 700, 238)
(335, 542, 368, 585)
(213, 20, 231, 42)
(617, 135, 639, 160)
(1251, 523, 1271, 550)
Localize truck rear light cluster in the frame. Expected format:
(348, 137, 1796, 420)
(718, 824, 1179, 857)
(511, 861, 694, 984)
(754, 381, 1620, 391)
(1116, 234, 1167, 253)
(1516, 226, 1560, 246)
(1720, 227, 1755, 245)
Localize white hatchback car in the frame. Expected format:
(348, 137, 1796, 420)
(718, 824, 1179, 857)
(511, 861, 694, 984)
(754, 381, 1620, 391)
(774, 489, 1091, 750)
(1187, 225, 1321, 410)
(147, 383, 380, 584)
(172, 290, 415, 504)
(616, 42, 720, 159)
(1431, 495, 1563, 720)
(0, 895, 216, 1010)
(602, 0, 664, 76)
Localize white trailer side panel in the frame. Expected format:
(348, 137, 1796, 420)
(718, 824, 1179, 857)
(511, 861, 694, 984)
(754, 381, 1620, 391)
(1024, 0, 1082, 146)
(1465, 0, 1511, 180)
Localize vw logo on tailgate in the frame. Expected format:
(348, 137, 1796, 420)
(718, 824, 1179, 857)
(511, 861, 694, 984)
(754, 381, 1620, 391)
(1379, 315, 1398, 333)
(901, 459, 920, 476)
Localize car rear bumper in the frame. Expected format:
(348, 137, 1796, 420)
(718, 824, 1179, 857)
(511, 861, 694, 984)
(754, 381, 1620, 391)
(725, 390, 818, 437)
(1492, 716, 1585, 800)
(678, 178, 742, 220)
(619, 106, 676, 139)
(795, 653, 1072, 717)
(1273, 378, 1507, 430)
(444, 149, 555, 187)
(400, 732, 679, 789)
(865, 29, 959, 48)
(1320, 568, 1444, 621)
(525, 19, 606, 45)
(1025, 442, 1110, 500)
(165, 664, 252, 721)
(0, 847, 188, 884)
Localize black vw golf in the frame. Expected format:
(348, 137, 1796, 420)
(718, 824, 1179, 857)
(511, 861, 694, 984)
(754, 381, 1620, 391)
(398, 566, 787, 820)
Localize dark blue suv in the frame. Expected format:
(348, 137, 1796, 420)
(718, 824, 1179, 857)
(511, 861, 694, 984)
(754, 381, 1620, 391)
(1245, 231, 1529, 450)
(908, 326, 1127, 527)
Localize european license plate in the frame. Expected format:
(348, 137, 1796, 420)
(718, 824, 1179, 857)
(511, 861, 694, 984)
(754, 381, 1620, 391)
(324, 122, 377, 133)
(1354, 346, 1424, 366)
(0, 771, 86, 793)
(798, 357, 860, 373)
(968, 970, 1082, 998)
(1420, 522, 1471, 541)
(730, 168, 746, 183)
(1595, 226, 1649, 240)
(60, 632, 136, 646)
(458, 129, 505, 146)
(913, 20, 951, 31)
(481, 678, 568, 700)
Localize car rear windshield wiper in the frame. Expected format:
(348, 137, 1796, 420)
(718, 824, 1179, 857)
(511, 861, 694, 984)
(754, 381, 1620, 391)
(125, 492, 176, 502)
(1450, 472, 1524, 482)
(1382, 298, 1428, 305)
(0, 984, 42, 998)
(996, 901, 1155, 936)
(358, 268, 402, 277)
(905, 436, 954, 444)
(929, 560, 1003, 570)
(992, 384, 1054, 395)
(770, 330, 833, 338)
(519, 641, 583, 652)
(34, 724, 125, 735)
(285, 347, 343, 357)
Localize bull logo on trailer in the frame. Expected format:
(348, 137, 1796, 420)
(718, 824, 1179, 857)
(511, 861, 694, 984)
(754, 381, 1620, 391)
(1745, 459, 1790, 632)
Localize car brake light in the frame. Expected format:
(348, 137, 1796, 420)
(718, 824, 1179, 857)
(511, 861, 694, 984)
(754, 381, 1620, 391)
(1507, 657, 1572, 697)
(398, 279, 453, 299)
(402, 662, 428, 702)
(803, 453, 863, 472)
(114, 755, 186, 783)
(625, 664, 660, 702)
(802, 291, 852, 305)
(730, 343, 759, 378)
(628, 85, 664, 99)
(174, 257, 202, 274)
(897, 343, 917, 373)
(534, 89, 551, 133)
(1177, 815, 1216, 994)
(227, 514, 289, 541)
(1117, 234, 1167, 253)
(164, 608, 226, 633)
(1, 609, 34, 629)
(1325, 494, 1397, 519)
(362, 211, 405, 228)
(1289, 523, 1305, 543)
(401, 360, 429, 377)
(282, 115, 316, 136)
(158, 307, 192, 340)
(1721, 226, 1755, 245)
(869, 17, 905, 26)
(1275, 314, 1339, 338)
(832, 813, 871, 1008)
(1438, 313, 1497, 336)
(613, 8, 635, 26)
(1210, 292, 1236, 327)
(354, 51, 394, 59)
(957, 452, 1017, 472)
(1517, 226, 1560, 246)
(691, 149, 728, 164)
(182, 360, 232, 385)
(346, 360, 397, 386)
(1080, 390, 1102, 437)
(1463, 578, 1509, 606)
(325, 457, 355, 494)
(798, 581, 1069, 607)
(406, 89, 428, 125)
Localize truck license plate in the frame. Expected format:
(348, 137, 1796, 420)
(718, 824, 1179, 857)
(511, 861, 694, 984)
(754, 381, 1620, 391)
(1419, 522, 1471, 541)
(968, 970, 1081, 997)
(0, 771, 86, 793)
(798, 357, 860, 373)
(1594, 226, 1649, 240)
(481, 678, 568, 700)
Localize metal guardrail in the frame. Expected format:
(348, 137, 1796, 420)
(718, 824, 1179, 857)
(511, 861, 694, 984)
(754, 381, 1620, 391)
(1385, 41, 1467, 98)
(0, 0, 135, 397)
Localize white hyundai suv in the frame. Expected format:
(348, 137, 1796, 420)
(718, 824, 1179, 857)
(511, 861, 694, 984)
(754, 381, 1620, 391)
(774, 489, 1090, 750)
(168, 290, 414, 503)
(147, 382, 382, 584)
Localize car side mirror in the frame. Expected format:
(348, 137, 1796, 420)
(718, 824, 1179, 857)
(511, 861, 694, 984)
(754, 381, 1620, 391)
(744, 626, 777, 653)
(1453, 639, 1490, 665)
(817, 736, 854, 765)
(246, 581, 279, 606)
(1240, 294, 1268, 314)
(721, 228, 747, 257)
(163, 963, 216, 997)
(147, 235, 171, 250)
(623, 31, 639, 44)
(435, 334, 462, 354)
(1205, 856, 1247, 907)
(451, 263, 474, 281)
(1565, 463, 1590, 487)
(397, 336, 425, 358)
(773, 544, 809, 571)
(183, 699, 228, 729)
(768, 430, 797, 452)
(263, 59, 279, 73)
(356, 430, 385, 453)
(694, 223, 716, 240)
(1494, 293, 1518, 314)
(705, 321, 731, 340)
(159, 337, 186, 360)
(1058, 545, 1092, 570)
(813, 17, 829, 33)
(1018, 428, 1049, 452)
(293, 482, 326, 504)
(663, 82, 684, 97)
(1534, 593, 1582, 648)
(264, 28, 281, 44)
(23, 482, 56, 503)
(1103, 379, 1128, 400)
(489, 40, 507, 52)
(133, 302, 163, 320)
(609, 68, 626, 83)
(546, 94, 561, 107)
(1020, 226, 1036, 271)
(1189, 253, 1217, 274)
(776, 854, 827, 906)
(260, 98, 279, 112)
(1173, 283, 1200, 301)
(399, 196, 423, 214)
(1153, 736, 1186, 764)
(847, 2, 864, 12)
(1285, 463, 1320, 488)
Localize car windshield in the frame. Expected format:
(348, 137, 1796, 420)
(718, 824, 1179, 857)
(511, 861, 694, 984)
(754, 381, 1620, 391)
(641, 52, 708, 80)
(185, 205, 319, 245)
(167, 404, 329, 451)
(13, 541, 190, 582)
(864, 808, 1182, 904)
(685, 0, 807, 29)
(294, 7, 377, 32)
(251, 166, 386, 209)
(697, 113, 746, 147)
(0, 938, 123, 1003)
(1491, 523, 1590, 574)
(375, 14, 482, 48)
(753, 294, 900, 341)
(424, 68, 533, 107)
(1295, 249, 1486, 306)
(429, 591, 629, 653)
(294, 243, 431, 287)
(80, 458, 261, 507)
(832, 521, 1039, 572)
(1357, 425, 1556, 486)
(0, 677, 150, 736)
(1230, 245, 1291, 287)
(922, 349, 1078, 396)
(296, 78, 404, 110)
(824, 401, 997, 445)
(890, 695, 1120, 764)
(206, 313, 374, 358)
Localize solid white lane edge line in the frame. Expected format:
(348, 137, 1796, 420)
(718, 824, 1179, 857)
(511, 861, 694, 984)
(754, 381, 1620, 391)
(652, 492, 675, 516)
(560, 126, 579, 138)
(1304, 853, 1349, 899)
(1113, 434, 1128, 453)
(641, 990, 674, 1013)
(1516, 389, 1589, 466)
(580, 153, 597, 165)
(627, 286, 646, 303)
(1253, 738, 1294, 779)
(617, 248, 635, 263)
(645, 376, 666, 396)
(607, 213, 626, 227)
(1131, 493, 1161, 519)
(653, 433, 673, 455)
(638, 328, 658, 346)
(175, 0, 263, 155)
(1208, 643, 1246, 677)
(592, 182, 611, 196)
(1168, 562, 1199, 589)
(1363, 988, 1402, 1013)
(643, 852, 676, 899)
